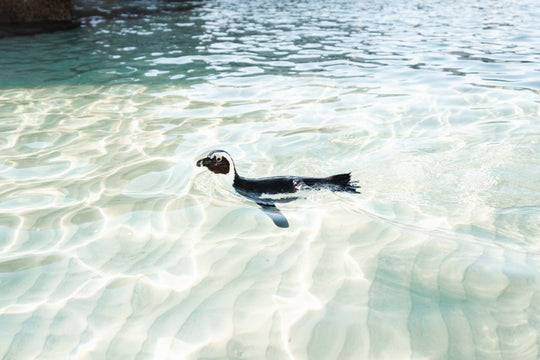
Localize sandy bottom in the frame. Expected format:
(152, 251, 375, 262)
(0, 81, 539, 359)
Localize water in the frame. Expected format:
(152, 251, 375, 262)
(0, 0, 539, 358)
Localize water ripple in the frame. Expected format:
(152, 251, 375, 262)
(0, 0, 539, 358)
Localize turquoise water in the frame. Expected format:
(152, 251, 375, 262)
(1, 0, 539, 358)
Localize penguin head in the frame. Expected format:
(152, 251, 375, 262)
(196, 150, 236, 177)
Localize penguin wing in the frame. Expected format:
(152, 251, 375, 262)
(256, 201, 289, 228)
(236, 189, 291, 228)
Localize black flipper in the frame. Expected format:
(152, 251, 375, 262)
(236, 189, 291, 228)
(257, 201, 289, 228)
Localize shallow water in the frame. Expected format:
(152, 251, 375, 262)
(1, 0, 539, 358)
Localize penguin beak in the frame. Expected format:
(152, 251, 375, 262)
(196, 157, 212, 168)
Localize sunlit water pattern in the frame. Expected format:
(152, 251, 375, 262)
(1, 0, 539, 358)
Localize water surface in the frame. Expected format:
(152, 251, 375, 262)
(0, 0, 539, 358)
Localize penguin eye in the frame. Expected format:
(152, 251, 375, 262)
(215, 154, 222, 162)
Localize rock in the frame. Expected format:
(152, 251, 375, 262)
(0, 0, 79, 37)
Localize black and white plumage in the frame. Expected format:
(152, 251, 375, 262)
(196, 150, 360, 228)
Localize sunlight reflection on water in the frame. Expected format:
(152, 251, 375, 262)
(0, 0, 539, 358)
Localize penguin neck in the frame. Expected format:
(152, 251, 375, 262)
(217, 165, 238, 190)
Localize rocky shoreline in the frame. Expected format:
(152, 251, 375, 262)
(0, 0, 78, 37)
(0, 0, 203, 37)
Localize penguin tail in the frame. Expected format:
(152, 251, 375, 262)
(303, 173, 360, 193)
(328, 173, 352, 187)
(327, 173, 361, 193)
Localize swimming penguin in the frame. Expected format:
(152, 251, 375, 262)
(196, 150, 360, 228)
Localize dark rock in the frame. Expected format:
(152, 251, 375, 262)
(0, 0, 78, 37)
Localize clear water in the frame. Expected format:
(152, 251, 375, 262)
(1, 0, 539, 358)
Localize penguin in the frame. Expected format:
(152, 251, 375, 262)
(196, 150, 360, 228)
